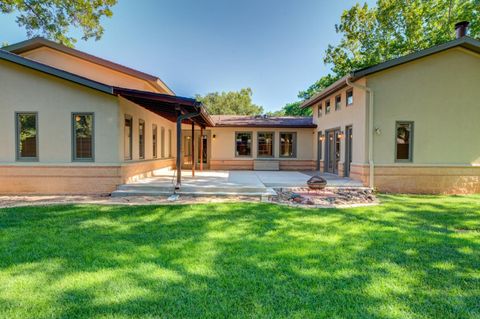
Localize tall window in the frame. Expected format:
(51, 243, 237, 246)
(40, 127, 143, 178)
(161, 127, 165, 158)
(257, 132, 274, 157)
(139, 119, 145, 159)
(325, 100, 331, 114)
(152, 124, 158, 158)
(16, 112, 38, 161)
(168, 129, 172, 157)
(396, 122, 413, 162)
(235, 132, 252, 157)
(124, 115, 132, 160)
(318, 104, 322, 117)
(72, 113, 94, 161)
(346, 89, 353, 106)
(335, 95, 341, 111)
(280, 132, 296, 158)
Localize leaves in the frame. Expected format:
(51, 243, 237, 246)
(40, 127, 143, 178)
(0, 0, 117, 46)
(196, 88, 264, 116)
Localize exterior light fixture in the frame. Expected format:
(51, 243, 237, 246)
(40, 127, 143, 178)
(319, 134, 325, 141)
(338, 131, 344, 139)
(375, 128, 382, 135)
(213, 134, 216, 140)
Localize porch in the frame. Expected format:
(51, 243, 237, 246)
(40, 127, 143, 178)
(112, 170, 364, 197)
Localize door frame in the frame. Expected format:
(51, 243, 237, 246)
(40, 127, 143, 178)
(324, 127, 341, 174)
(181, 129, 211, 169)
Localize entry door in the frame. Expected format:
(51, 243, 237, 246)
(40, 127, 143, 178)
(197, 134, 209, 169)
(325, 130, 340, 174)
(344, 126, 353, 177)
(316, 131, 322, 171)
(182, 130, 210, 169)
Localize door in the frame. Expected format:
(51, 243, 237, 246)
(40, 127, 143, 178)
(325, 129, 340, 174)
(182, 130, 210, 169)
(344, 126, 353, 177)
(316, 131, 322, 171)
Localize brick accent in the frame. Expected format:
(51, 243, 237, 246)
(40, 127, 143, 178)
(210, 160, 254, 170)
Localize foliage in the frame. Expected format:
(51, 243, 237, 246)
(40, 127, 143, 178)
(196, 88, 264, 115)
(0, 0, 117, 47)
(279, 101, 312, 116)
(0, 195, 479, 318)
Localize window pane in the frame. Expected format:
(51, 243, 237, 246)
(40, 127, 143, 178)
(235, 132, 252, 156)
(168, 129, 172, 157)
(153, 124, 157, 158)
(347, 90, 353, 105)
(280, 132, 296, 157)
(258, 132, 274, 157)
(335, 95, 341, 110)
(161, 127, 165, 158)
(396, 122, 412, 161)
(73, 113, 93, 160)
(139, 120, 145, 159)
(325, 100, 331, 113)
(124, 116, 132, 160)
(318, 105, 322, 117)
(17, 113, 37, 159)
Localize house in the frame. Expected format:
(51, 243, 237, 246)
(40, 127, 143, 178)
(301, 22, 480, 194)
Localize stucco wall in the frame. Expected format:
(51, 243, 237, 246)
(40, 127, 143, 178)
(0, 59, 120, 164)
(312, 79, 368, 165)
(368, 47, 480, 165)
(20, 47, 166, 93)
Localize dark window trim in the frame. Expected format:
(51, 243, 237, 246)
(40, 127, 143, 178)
(257, 131, 275, 158)
(346, 89, 353, 106)
(395, 121, 414, 163)
(279, 132, 297, 158)
(235, 131, 253, 158)
(335, 95, 341, 111)
(124, 114, 133, 161)
(139, 119, 145, 160)
(15, 112, 39, 162)
(152, 124, 158, 159)
(72, 112, 95, 162)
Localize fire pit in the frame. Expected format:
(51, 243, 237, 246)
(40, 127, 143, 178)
(307, 176, 327, 190)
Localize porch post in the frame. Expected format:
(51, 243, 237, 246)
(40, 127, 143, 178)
(199, 126, 204, 171)
(191, 122, 195, 177)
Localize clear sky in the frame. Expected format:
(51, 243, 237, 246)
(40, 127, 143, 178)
(0, 0, 374, 112)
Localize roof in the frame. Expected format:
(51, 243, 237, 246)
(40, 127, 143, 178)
(301, 36, 480, 109)
(212, 115, 317, 128)
(2, 37, 174, 95)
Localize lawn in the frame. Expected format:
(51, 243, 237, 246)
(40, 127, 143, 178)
(0, 195, 479, 319)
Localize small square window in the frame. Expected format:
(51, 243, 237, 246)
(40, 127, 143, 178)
(325, 100, 331, 114)
(346, 90, 353, 106)
(335, 95, 341, 111)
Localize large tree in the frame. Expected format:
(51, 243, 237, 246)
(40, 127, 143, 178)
(196, 88, 264, 116)
(0, 0, 117, 47)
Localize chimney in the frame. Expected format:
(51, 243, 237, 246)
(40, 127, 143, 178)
(455, 21, 469, 39)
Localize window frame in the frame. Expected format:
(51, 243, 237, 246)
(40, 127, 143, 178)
(161, 127, 165, 158)
(335, 95, 341, 111)
(235, 131, 253, 158)
(72, 112, 95, 162)
(15, 112, 39, 162)
(279, 132, 297, 158)
(168, 129, 172, 158)
(394, 121, 414, 163)
(317, 103, 322, 117)
(346, 89, 353, 106)
(124, 115, 133, 161)
(257, 131, 275, 158)
(325, 99, 331, 114)
(152, 124, 158, 159)
(139, 119, 145, 160)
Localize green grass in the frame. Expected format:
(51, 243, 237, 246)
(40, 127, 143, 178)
(0, 195, 479, 319)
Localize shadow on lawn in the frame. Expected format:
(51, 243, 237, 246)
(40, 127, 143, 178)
(0, 198, 479, 318)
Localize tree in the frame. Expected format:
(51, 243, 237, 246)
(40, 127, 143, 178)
(196, 88, 264, 116)
(0, 0, 117, 47)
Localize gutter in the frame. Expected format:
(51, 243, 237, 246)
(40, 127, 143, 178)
(346, 76, 374, 189)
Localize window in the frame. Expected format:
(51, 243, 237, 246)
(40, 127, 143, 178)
(139, 119, 145, 159)
(168, 129, 172, 157)
(235, 132, 252, 157)
(318, 104, 322, 117)
(161, 127, 165, 158)
(280, 132, 296, 158)
(325, 100, 331, 114)
(152, 124, 158, 158)
(335, 95, 341, 111)
(72, 113, 94, 161)
(124, 115, 132, 160)
(396, 122, 413, 162)
(257, 132, 274, 157)
(346, 89, 353, 106)
(16, 112, 38, 161)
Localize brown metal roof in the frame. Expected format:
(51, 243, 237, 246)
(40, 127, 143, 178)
(212, 115, 316, 128)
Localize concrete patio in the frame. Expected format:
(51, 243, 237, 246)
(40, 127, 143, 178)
(112, 170, 364, 197)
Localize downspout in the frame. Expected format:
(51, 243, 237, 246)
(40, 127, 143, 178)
(346, 76, 375, 189)
(176, 110, 201, 188)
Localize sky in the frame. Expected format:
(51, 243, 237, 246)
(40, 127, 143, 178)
(0, 0, 375, 112)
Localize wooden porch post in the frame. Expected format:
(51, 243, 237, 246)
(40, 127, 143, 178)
(199, 126, 204, 171)
(191, 122, 195, 177)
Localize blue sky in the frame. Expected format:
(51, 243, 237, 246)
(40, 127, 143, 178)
(1, 0, 374, 112)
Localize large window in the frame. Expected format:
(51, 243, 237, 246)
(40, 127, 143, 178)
(280, 132, 296, 158)
(139, 119, 145, 159)
(161, 127, 165, 158)
(168, 129, 172, 157)
(257, 132, 274, 157)
(152, 124, 158, 158)
(124, 115, 132, 160)
(335, 95, 341, 111)
(72, 113, 94, 161)
(16, 112, 38, 161)
(396, 122, 413, 162)
(235, 132, 252, 157)
(325, 100, 331, 114)
(346, 89, 353, 106)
